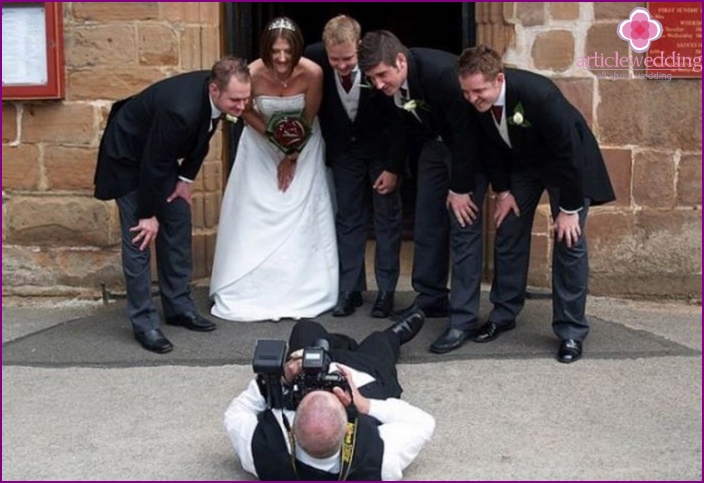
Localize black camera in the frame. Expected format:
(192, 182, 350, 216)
(290, 339, 350, 409)
(252, 339, 288, 409)
(252, 338, 349, 410)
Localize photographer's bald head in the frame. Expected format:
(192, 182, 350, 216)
(294, 391, 348, 459)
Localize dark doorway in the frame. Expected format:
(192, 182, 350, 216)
(224, 3, 472, 57)
(222, 2, 474, 237)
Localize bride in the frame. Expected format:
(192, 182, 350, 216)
(209, 17, 338, 322)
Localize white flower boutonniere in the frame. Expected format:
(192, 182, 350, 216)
(402, 99, 430, 115)
(507, 102, 531, 127)
(224, 114, 239, 124)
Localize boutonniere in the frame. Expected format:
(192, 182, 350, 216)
(507, 102, 531, 127)
(402, 99, 430, 115)
(224, 114, 239, 123)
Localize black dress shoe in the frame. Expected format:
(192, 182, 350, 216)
(386, 308, 425, 345)
(558, 339, 583, 363)
(430, 327, 475, 354)
(473, 320, 516, 343)
(371, 291, 395, 318)
(332, 291, 363, 317)
(135, 329, 173, 354)
(165, 312, 217, 332)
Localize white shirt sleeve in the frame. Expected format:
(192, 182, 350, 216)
(223, 379, 266, 478)
(368, 398, 436, 481)
(559, 206, 583, 214)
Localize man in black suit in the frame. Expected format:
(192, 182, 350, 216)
(305, 17, 405, 319)
(457, 45, 616, 363)
(94, 57, 251, 354)
(358, 31, 488, 353)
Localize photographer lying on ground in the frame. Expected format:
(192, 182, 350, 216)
(223, 309, 434, 480)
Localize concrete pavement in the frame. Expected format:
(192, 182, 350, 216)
(2, 289, 701, 480)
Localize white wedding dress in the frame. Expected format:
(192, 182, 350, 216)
(209, 94, 338, 321)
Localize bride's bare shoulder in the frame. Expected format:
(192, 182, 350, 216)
(298, 57, 323, 81)
(249, 59, 267, 77)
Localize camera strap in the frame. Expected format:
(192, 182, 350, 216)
(280, 412, 299, 478)
(338, 413, 359, 480)
(281, 409, 359, 481)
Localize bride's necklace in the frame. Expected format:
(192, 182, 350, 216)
(273, 70, 292, 88)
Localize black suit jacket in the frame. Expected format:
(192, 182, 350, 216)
(478, 68, 615, 210)
(404, 48, 481, 193)
(304, 43, 405, 173)
(94, 71, 215, 218)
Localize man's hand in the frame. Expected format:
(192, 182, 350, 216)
(166, 180, 193, 206)
(493, 191, 520, 228)
(446, 191, 479, 227)
(554, 211, 582, 248)
(331, 364, 370, 415)
(372, 171, 398, 195)
(283, 349, 304, 384)
(130, 216, 159, 251)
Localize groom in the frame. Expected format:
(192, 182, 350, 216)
(94, 57, 251, 354)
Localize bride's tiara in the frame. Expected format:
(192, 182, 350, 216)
(268, 18, 296, 32)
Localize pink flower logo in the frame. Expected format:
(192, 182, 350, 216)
(617, 7, 663, 53)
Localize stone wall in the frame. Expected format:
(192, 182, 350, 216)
(477, 2, 701, 300)
(2, 2, 222, 299)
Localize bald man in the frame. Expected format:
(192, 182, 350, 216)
(294, 391, 349, 458)
(224, 316, 434, 480)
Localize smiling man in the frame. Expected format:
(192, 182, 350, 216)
(94, 56, 251, 353)
(359, 30, 491, 356)
(305, 17, 406, 319)
(457, 45, 616, 363)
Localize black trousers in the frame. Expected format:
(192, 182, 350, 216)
(412, 139, 451, 309)
(288, 320, 402, 399)
(115, 179, 195, 333)
(488, 168, 592, 341)
(330, 148, 402, 293)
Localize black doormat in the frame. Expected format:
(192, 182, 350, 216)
(2, 289, 699, 368)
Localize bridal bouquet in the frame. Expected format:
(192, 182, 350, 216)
(266, 112, 312, 155)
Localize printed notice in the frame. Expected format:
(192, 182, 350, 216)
(2, 4, 48, 85)
(647, 2, 703, 78)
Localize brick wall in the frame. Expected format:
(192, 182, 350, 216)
(2, 2, 222, 299)
(494, 2, 702, 299)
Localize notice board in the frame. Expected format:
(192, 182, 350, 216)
(2, 2, 65, 99)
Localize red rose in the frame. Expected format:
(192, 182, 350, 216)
(273, 118, 306, 148)
(266, 114, 311, 154)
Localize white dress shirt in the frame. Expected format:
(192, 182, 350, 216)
(223, 363, 435, 481)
